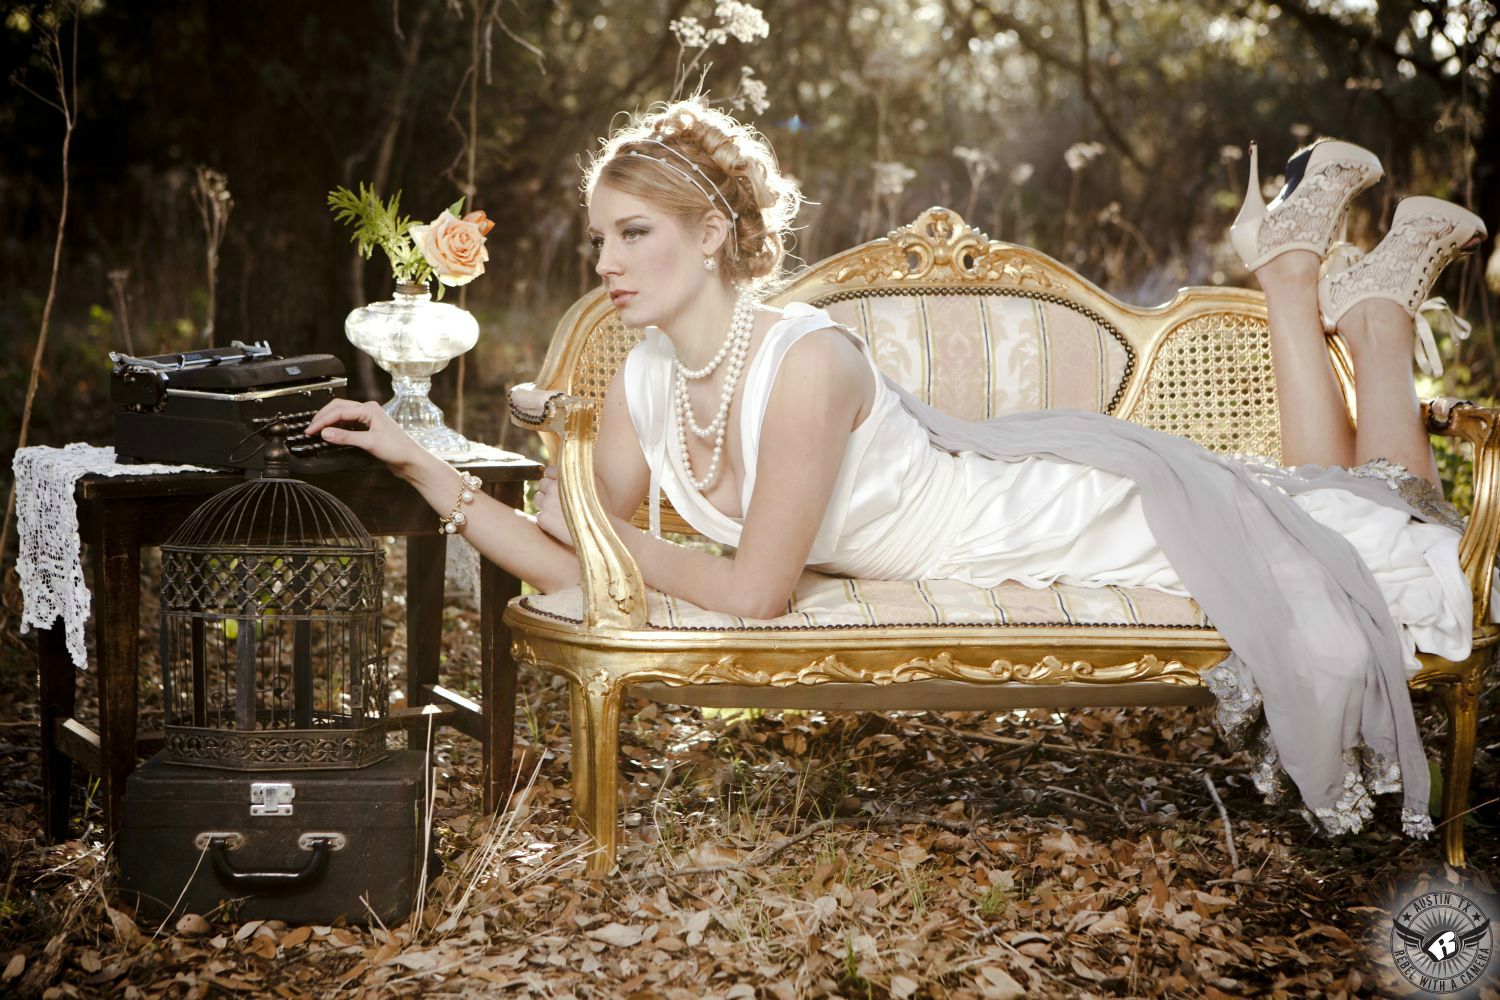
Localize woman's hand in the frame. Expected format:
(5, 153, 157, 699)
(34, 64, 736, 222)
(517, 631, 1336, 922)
(305, 399, 428, 479)
(533, 465, 574, 547)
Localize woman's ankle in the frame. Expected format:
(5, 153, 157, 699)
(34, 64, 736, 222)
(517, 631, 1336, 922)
(1337, 298, 1413, 361)
(1253, 249, 1321, 292)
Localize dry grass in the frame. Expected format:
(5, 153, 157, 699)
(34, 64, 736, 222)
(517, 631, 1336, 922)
(0, 543, 1497, 998)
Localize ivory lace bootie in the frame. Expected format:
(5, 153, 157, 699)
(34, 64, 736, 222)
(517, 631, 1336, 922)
(1318, 196, 1487, 375)
(1230, 139, 1384, 271)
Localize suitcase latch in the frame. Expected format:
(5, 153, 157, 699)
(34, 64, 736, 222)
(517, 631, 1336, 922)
(249, 781, 295, 816)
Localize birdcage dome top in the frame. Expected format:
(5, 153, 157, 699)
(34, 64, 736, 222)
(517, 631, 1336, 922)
(163, 476, 377, 553)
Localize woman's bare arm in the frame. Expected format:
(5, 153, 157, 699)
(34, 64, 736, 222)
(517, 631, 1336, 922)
(314, 330, 865, 618)
(574, 329, 870, 619)
(307, 365, 650, 596)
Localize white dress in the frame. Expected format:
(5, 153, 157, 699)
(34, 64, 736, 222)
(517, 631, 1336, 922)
(623, 303, 1477, 675)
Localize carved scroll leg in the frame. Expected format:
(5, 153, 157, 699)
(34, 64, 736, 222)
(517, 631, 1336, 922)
(567, 678, 592, 831)
(1437, 669, 1483, 869)
(581, 672, 622, 876)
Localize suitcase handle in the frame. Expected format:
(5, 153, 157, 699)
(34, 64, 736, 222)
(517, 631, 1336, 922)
(207, 834, 335, 891)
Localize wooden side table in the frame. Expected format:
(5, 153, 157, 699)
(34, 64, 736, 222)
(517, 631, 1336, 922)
(33, 454, 543, 842)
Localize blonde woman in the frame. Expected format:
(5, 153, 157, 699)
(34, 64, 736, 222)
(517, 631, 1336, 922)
(310, 98, 1488, 837)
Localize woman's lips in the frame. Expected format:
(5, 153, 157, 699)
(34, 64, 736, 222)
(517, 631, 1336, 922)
(610, 290, 635, 307)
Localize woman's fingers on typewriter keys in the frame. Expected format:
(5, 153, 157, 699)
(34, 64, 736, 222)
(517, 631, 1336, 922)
(308, 399, 423, 470)
(307, 398, 372, 436)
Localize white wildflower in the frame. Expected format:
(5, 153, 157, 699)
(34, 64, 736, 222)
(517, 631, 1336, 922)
(1290, 122, 1312, 141)
(1010, 162, 1034, 185)
(737, 66, 770, 115)
(1063, 141, 1106, 172)
(669, 16, 712, 48)
(1219, 145, 1243, 163)
(715, 0, 769, 43)
(872, 161, 916, 198)
(953, 145, 998, 173)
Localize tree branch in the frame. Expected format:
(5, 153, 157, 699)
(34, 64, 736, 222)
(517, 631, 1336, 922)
(2, 5, 79, 615)
(950, 0, 1147, 171)
(1244, 0, 1472, 93)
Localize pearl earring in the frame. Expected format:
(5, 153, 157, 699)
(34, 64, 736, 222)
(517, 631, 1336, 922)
(703, 256, 718, 271)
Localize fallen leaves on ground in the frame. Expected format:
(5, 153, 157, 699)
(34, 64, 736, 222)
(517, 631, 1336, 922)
(0, 544, 1497, 998)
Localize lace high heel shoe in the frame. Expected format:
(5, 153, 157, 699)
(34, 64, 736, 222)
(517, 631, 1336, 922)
(1320, 197, 1482, 377)
(1318, 196, 1487, 374)
(1229, 139, 1384, 271)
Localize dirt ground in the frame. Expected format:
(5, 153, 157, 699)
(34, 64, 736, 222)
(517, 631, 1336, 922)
(0, 541, 1497, 999)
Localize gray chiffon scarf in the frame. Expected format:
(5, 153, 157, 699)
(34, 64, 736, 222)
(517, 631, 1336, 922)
(884, 378, 1445, 838)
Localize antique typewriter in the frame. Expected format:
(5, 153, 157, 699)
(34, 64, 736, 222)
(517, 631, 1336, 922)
(111, 341, 379, 476)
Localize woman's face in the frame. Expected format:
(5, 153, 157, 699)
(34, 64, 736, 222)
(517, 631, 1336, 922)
(588, 183, 713, 330)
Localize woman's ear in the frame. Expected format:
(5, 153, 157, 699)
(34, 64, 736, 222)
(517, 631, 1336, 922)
(698, 210, 731, 258)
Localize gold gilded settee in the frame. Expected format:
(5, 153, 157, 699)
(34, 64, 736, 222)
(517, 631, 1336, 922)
(505, 207, 1498, 874)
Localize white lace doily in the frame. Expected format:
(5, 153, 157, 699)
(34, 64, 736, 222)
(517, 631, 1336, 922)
(13, 444, 211, 668)
(445, 534, 481, 610)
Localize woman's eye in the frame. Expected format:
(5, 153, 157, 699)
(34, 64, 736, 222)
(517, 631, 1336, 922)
(589, 236, 604, 250)
(623, 228, 647, 242)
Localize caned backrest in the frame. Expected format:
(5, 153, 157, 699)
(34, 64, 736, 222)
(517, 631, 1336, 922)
(531, 207, 1353, 532)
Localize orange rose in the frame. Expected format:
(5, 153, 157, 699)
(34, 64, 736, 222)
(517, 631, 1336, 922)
(411, 209, 490, 286)
(462, 210, 495, 236)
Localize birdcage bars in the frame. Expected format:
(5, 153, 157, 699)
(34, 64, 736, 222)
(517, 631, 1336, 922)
(157, 473, 389, 770)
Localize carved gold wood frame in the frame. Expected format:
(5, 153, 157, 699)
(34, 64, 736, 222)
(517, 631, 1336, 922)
(536, 206, 1291, 416)
(506, 595, 1496, 873)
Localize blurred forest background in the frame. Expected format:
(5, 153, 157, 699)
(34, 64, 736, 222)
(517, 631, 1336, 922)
(2, 0, 1497, 481)
(3, 7, 1499, 993)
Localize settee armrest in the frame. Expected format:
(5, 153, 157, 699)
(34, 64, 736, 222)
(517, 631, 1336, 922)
(1424, 397, 1500, 625)
(508, 383, 647, 629)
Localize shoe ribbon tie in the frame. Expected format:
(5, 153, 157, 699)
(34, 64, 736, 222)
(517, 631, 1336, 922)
(1321, 241, 1365, 279)
(1413, 296, 1471, 378)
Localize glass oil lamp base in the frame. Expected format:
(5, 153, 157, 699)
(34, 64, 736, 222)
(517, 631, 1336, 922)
(344, 283, 483, 463)
(385, 375, 474, 460)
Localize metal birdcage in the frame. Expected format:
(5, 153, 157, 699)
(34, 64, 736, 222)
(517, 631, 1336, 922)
(158, 432, 388, 770)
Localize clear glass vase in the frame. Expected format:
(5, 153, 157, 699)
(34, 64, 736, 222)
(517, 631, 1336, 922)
(344, 281, 480, 459)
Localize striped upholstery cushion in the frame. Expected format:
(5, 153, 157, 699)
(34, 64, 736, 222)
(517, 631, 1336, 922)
(520, 571, 1211, 630)
(821, 293, 1131, 420)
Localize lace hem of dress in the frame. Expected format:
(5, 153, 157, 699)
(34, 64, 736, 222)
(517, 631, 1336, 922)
(1344, 457, 1466, 530)
(1202, 658, 1433, 839)
(1230, 454, 1465, 531)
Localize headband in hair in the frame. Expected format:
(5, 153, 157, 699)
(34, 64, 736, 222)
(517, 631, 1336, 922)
(624, 138, 739, 258)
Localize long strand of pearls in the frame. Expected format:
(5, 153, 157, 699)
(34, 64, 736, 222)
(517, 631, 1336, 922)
(673, 288, 757, 491)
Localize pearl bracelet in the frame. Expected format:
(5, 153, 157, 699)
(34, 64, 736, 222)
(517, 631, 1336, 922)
(438, 469, 483, 534)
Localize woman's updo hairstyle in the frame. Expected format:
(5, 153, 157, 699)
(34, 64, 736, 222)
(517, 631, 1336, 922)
(583, 97, 801, 288)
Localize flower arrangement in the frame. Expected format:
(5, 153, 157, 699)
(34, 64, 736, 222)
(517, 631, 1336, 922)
(327, 184, 494, 297)
(667, 1, 772, 114)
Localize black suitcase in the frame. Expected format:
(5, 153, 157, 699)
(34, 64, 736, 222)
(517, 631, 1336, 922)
(119, 750, 432, 926)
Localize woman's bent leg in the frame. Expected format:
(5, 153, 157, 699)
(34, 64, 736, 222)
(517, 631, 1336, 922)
(1254, 250, 1356, 468)
(1336, 299, 1441, 487)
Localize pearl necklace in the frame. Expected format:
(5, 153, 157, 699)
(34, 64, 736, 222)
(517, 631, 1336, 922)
(673, 288, 757, 491)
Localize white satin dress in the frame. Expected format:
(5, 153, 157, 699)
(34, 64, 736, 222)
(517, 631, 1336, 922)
(623, 303, 1477, 675)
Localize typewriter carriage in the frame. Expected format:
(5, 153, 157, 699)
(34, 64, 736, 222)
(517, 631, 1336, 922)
(110, 341, 375, 475)
(158, 465, 389, 770)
